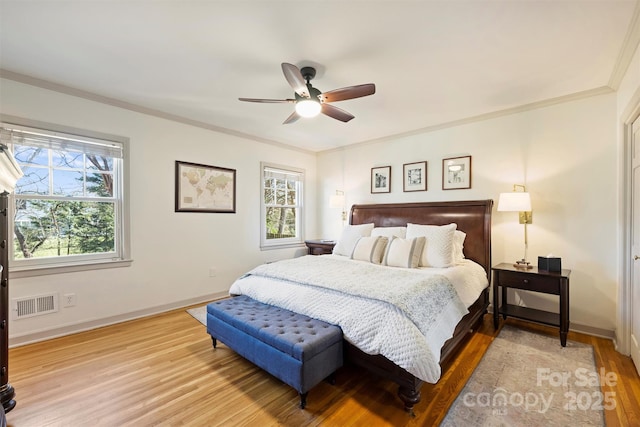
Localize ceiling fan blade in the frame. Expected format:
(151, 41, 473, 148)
(239, 98, 295, 103)
(321, 104, 355, 122)
(320, 84, 376, 103)
(281, 63, 309, 98)
(283, 111, 300, 124)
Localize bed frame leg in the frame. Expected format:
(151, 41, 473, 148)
(211, 337, 217, 349)
(299, 392, 308, 409)
(398, 386, 420, 417)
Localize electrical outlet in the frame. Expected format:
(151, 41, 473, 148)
(63, 293, 76, 307)
(209, 267, 217, 277)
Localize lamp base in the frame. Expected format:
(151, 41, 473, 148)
(513, 259, 533, 269)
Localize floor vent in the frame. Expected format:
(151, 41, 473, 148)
(13, 293, 59, 319)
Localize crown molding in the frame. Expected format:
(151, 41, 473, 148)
(608, 0, 640, 90)
(320, 86, 614, 155)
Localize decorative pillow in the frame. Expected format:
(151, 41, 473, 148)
(406, 223, 457, 268)
(453, 230, 466, 263)
(371, 226, 407, 239)
(382, 236, 426, 268)
(351, 236, 388, 264)
(332, 223, 375, 256)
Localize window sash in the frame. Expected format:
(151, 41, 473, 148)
(12, 145, 119, 200)
(12, 199, 118, 260)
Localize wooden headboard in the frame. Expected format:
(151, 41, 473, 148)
(350, 200, 493, 278)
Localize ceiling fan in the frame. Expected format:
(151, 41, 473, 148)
(239, 63, 376, 124)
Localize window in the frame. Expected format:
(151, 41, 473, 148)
(0, 121, 129, 273)
(261, 163, 304, 249)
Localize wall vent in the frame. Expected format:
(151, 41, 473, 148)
(12, 293, 59, 319)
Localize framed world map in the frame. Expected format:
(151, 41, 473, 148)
(175, 161, 236, 213)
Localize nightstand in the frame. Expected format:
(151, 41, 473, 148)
(304, 239, 336, 255)
(492, 263, 571, 346)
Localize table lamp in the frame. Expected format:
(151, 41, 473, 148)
(329, 190, 347, 226)
(498, 184, 533, 269)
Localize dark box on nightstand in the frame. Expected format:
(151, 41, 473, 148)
(538, 256, 562, 272)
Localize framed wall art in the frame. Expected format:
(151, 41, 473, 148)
(371, 166, 391, 193)
(403, 161, 427, 192)
(442, 156, 472, 190)
(175, 160, 236, 213)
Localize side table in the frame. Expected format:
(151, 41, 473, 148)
(304, 240, 336, 256)
(492, 262, 571, 346)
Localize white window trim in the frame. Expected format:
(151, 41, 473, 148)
(260, 162, 305, 250)
(1, 114, 132, 277)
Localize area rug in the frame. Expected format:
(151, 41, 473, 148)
(440, 325, 606, 426)
(187, 305, 207, 326)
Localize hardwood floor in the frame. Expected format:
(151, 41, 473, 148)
(5, 306, 640, 426)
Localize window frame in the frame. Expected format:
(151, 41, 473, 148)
(260, 162, 305, 250)
(1, 115, 131, 277)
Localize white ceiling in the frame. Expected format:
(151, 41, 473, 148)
(0, 1, 638, 152)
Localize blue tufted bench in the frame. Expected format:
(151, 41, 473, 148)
(206, 295, 343, 408)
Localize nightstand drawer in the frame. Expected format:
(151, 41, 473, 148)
(309, 246, 331, 255)
(498, 271, 560, 294)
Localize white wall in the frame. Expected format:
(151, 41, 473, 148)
(1, 78, 317, 344)
(318, 93, 618, 334)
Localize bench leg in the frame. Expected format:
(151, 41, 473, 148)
(211, 337, 217, 349)
(299, 392, 308, 409)
(326, 372, 336, 385)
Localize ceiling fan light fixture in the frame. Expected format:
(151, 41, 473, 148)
(240, 62, 375, 123)
(295, 99, 322, 118)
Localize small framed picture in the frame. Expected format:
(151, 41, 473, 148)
(371, 166, 391, 193)
(175, 161, 236, 213)
(442, 156, 472, 190)
(403, 161, 427, 192)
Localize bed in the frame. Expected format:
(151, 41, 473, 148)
(229, 200, 493, 413)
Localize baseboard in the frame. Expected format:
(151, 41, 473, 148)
(13, 298, 617, 348)
(570, 322, 615, 340)
(9, 291, 229, 348)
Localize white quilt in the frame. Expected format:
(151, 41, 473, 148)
(229, 255, 481, 383)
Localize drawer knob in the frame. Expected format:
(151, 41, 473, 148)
(523, 279, 529, 284)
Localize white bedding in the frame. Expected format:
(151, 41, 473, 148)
(416, 258, 489, 308)
(228, 255, 488, 384)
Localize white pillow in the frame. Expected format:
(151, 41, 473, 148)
(332, 223, 375, 256)
(406, 223, 457, 268)
(383, 236, 426, 268)
(453, 230, 466, 263)
(351, 236, 388, 264)
(371, 226, 407, 239)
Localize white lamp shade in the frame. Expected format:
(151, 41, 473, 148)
(0, 146, 23, 193)
(497, 192, 531, 212)
(329, 194, 345, 208)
